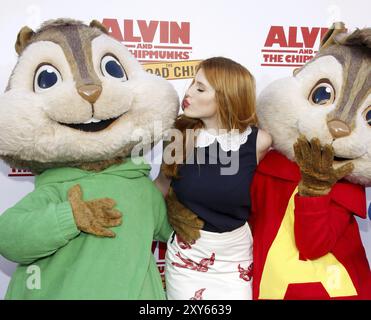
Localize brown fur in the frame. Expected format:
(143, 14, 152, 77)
(337, 27, 371, 49)
(15, 26, 35, 55)
(78, 157, 124, 172)
(15, 19, 97, 55)
(2, 155, 124, 174)
(166, 187, 204, 242)
(68, 184, 122, 237)
(162, 116, 205, 242)
(13, 18, 103, 90)
(294, 136, 354, 196)
(89, 20, 108, 34)
(320, 22, 347, 49)
(30, 23, 102, 88)
(311, 27, 371, 128)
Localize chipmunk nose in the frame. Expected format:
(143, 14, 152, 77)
(78, 84, 102, 104)
(327, 120, 351, 139)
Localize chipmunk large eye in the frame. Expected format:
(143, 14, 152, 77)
(34, 64, 62, 92)
(309, 80, 335, 106)
(363, 107, 371, 127)
(100, 55, 127, 81)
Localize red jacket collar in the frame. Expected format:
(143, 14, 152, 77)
(257, 150, 366, 218)
(331, 182, 366, 218)
(257, 150, 301, 182)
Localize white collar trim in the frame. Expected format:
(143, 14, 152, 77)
(196, 127, 252, 152)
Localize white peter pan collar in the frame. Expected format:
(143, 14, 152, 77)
(196, 127, 252, 152)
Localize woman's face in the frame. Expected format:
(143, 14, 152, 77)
(182, 68, 218, 121)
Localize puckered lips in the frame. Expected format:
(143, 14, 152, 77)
(182, 98, 190, 110)
(58, 114, 123, 132)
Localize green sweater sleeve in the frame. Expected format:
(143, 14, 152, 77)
(0, 186, 80, 265)
(153, 188, 173, 243)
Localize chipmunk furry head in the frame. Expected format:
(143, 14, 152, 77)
(0, 18, 179, 172)
(257, 23, 371, 185)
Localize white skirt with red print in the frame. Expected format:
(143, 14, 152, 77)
(165, 222, 253, 300)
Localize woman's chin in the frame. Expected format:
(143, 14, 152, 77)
(183, 108, 197, 118)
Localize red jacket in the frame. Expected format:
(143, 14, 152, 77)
(250, 150, 371, 299)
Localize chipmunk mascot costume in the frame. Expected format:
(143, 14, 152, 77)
(250, 22, 371, 300)
(167, 23, 371, 300)
(0, 19, 178, 299)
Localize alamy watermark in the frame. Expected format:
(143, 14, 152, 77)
(130, 120, 241, 175)
(26, 265, 41, 290)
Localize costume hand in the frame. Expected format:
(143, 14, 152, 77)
(166, 187, 204, 243)
(68, 184, 122, 237)
(294, 136, 354, 196)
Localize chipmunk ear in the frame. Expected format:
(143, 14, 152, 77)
(320, 21, 347, 49)
(292, 67, 301, 76)
(89, 20, 108, 34)
(15, 26, 35, 55)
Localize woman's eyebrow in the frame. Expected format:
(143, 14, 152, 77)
(196, 81, 206, 87)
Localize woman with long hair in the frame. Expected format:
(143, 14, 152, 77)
(155, 57, 272, 299)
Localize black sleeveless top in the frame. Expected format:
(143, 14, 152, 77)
(171, 126, 258, 232)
